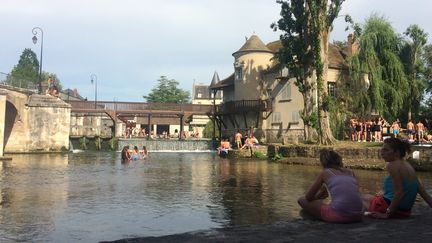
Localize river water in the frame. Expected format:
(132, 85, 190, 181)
(1, 152, 431, 242)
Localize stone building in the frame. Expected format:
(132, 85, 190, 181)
(210, 34, 348, 143)
(189, 76, 223, 137)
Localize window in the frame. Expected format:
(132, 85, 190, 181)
(272, 112, 281, 123)
(235, 67, 243, 81)
(197, 93, 202, 98)
(281, 84, 291, 100)
(327, 81, 336, 97)
(291, 111, 300, 123)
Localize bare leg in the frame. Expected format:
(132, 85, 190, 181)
(361, 193, 375, 211)
(298, 197, 324, 220)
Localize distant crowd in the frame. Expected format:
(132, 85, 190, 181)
(349, 117, 432, 144)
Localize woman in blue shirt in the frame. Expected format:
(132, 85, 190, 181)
(364, 138, 432, 218)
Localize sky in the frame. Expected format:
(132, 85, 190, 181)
(1, 0, 431, 102)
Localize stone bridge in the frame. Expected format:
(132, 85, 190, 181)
(0, 85, 71, 154)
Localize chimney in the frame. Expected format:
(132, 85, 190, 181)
(347, 33, 359, 57)
(72, 88, 78, 97)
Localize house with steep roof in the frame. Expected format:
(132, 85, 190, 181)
(210, 34, 349, 143)
(189, 75, 223, 136)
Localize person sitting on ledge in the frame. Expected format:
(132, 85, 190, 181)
(363, 137, 432, 219)
(298, 149, 363, 223)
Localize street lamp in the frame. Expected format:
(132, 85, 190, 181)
(32, 27, 43, 94)
(90, 74, 97, 109)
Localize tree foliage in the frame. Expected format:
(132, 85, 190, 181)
(348, 14, 408, 121)
(5, 48, 62, 91)
(6, 48, 39, 89)
(202, 120, 220, 139)
(144, 76, 190, 103)
(272, 0, 344, 144)
(400, 24, 428, 121)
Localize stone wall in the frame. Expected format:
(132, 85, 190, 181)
(268, 144, 432, 171)
(70, 113, 114, 138)
(5, 94, 71, 152)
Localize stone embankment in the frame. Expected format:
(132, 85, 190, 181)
(229, 143, 432, 171)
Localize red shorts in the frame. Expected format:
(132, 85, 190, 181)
(320, 205, 362, 223)
(368, 195, 411, 218)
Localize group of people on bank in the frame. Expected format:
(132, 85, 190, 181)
(298, 137, 432, 223)
(121, 145, 148, 162)
(350, 117, 432, 143)
(216, 130, 260, 157)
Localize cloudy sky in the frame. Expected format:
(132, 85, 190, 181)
(1, 0, 431, 102)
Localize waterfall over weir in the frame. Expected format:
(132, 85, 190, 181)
(118, 138, 214, 152)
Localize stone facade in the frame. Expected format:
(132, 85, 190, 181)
(211, 34, 349, 144)
(3, 92, 71, 152)
(70, 114, 114, 138)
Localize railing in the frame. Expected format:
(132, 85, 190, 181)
(215, 99, 271, 114)
(68, 100, 213, 114)
(0, 72, 38, 92)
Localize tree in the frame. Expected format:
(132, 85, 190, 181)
(400, 25, 428, 121)
(202, 120, 220, 139)
(144, 76, 190, 103)
(272, 0, 344, 144)
(348, 14, 408, 122)
(6, 48, 39, 89)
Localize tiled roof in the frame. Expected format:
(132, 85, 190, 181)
(233, 35, 273, 56)
(266, 40, 347, 69)
(210, 73, 234, 90)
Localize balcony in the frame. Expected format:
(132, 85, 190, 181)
(214, 99, 271, 115)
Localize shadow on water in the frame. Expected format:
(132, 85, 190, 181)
(0, 152, 431, 242)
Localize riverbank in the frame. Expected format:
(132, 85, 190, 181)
(229, 141, 432, 171)
(104, 204, 432, 242)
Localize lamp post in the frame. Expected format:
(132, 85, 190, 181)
(32, 27, 43, 94)
(90, 74, 97, 109)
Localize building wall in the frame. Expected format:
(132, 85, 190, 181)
(70, 114, 114, 138)
(233, 52, 274, 101)
(3, 93, 71, 152)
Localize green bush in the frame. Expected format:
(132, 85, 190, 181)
(79, 137, 88, 150)
(109, 137, 118, 151)
(254, 151, 267, 159)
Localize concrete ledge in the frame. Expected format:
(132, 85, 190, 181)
(103, 205, 432, 242)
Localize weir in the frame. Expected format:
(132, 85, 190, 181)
(118, 138, 213, 151)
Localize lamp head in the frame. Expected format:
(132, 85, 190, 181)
(32, 35, 38, 44)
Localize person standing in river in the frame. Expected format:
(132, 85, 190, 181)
(298, 149, 363, 223)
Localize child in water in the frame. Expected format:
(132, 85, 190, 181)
(121, 146, 131, 162)
(131, 146, 141, 160)
(141, 146, 148, 159)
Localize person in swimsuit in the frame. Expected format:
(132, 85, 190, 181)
(363, 138, 432, 218)
(131, 146, 142, 160)
(298, 149, 363, 223)
(121, 146, 131, 162)
(406, 119, 415, 141)
(391, 121, 400, 138)
(234, 130, 243, 149)
(141, 146, 148, 159)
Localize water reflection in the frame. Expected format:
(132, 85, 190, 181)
(0, 152, 431, 242)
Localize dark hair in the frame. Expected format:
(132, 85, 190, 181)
(134, 145, 138, 150)
(383, 137, 411, 158)
(319, 149, 343, 168)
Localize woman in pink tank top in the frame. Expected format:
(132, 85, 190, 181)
(298, 149, 363, 223)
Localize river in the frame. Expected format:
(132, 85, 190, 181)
(1, 151, 431, 242)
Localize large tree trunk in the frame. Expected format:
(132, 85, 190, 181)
(302, 82, 318, 142)
(318, 29, 336, 145)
